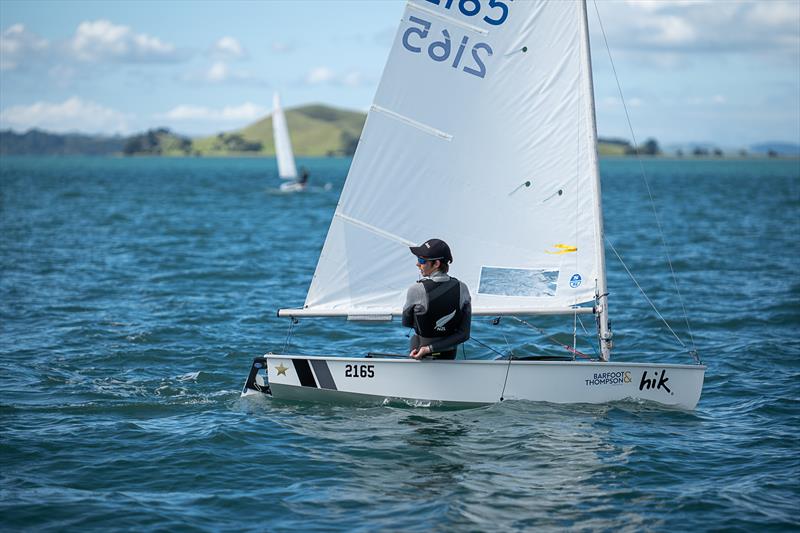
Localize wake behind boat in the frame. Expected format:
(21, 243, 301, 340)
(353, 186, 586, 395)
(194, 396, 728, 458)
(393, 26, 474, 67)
(243, 0, 705, 409)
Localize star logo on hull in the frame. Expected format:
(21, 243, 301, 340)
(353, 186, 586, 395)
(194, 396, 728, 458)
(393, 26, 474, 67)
(275, 363, 289, 376)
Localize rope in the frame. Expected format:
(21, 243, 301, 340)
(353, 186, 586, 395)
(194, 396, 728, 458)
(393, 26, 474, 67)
(573, 312, 578, 359)
(592, 0, 699, 361)
(282, 317, 298, 352)
(467, 335, 507, 358)
(498, 330, 515, 401)
(606, 238, 693, 355)
(577, 314, 601, 358)
(509, 316, 593, 360)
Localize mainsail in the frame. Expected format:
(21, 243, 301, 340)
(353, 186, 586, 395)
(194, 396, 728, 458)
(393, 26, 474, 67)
(272, 92, 298, 180)
(287, 0, 606, 318)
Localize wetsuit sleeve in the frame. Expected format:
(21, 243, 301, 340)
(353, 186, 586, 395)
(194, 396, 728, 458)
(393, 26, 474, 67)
(429, 298, 472, 353)
(401, 283, 426, 328)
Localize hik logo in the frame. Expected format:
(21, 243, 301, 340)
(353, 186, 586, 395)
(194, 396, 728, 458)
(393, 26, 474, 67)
(639, 369, 672, 394)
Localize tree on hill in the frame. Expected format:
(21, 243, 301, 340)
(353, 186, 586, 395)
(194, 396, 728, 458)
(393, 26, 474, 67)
(213, 133, 262, 152)
(638, 138, 660, 156)
(123, 128, 192, 155)
(0, 129, 124, 155)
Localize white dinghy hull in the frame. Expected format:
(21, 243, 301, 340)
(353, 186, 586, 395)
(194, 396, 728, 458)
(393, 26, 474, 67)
(243, 355, 705, 410)
(279, 181, 306, 193)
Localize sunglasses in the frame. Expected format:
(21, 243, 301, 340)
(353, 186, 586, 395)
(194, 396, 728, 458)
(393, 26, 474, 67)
(417, 257, 442, 265)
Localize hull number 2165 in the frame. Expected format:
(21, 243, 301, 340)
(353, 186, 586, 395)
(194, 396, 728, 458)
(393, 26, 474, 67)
(344, 364, 375, 378)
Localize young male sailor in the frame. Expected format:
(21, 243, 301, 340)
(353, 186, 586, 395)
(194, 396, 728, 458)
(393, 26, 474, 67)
(402, 239, 471, 360)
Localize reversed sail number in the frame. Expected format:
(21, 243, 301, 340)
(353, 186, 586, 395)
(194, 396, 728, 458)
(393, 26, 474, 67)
(345, 364, 375, 378)
(424, 0, 512, 27)
(402, 16, 493, 79)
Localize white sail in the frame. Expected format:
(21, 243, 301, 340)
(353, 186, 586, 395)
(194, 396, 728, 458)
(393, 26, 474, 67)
(295, 0, 604, 317)
(272, 92, 298, 180)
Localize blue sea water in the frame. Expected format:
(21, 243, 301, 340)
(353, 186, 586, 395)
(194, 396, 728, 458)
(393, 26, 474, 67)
(1, 156, 798, 531)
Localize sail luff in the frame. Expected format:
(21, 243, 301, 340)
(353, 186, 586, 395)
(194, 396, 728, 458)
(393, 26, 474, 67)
(579, 0, 612, 361)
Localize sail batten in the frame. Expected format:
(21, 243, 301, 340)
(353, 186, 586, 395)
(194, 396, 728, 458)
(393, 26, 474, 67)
(371, 105, 454, 140)
(303, 0, 604, 317)
(407, 2, 490, 35)
(335, 213, 416, 246)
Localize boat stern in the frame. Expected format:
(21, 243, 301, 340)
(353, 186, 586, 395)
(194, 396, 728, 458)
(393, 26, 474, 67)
(241, 356, 271, 397)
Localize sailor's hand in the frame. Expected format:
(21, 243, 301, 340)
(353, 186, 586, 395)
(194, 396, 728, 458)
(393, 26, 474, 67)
(409, 345, 431, 359)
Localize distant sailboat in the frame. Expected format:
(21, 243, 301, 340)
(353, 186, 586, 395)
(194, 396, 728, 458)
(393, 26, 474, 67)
(273, 92, 309, 193)
(244, 0, 705, 408)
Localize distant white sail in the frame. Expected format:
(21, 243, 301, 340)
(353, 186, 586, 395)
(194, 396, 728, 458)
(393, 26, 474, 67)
(300, 0, 604, 316)
(272, 92, 298, 180)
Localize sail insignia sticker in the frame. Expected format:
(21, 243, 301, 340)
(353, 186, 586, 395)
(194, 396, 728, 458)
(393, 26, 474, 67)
(570, 274, 582, 288)
(478, 267, 558, 297)
(546, 244, 577, 255)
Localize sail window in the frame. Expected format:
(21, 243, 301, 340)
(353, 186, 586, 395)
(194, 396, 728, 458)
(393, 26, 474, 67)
(478, 267, 559, 297)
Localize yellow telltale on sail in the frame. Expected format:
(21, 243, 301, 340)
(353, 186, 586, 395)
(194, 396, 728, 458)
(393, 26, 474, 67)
(546, 244, 578, 255)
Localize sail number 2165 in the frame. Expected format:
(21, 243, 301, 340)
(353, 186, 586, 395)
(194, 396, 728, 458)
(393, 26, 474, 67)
(402, 16, 493, 79)
(424, 0, 512, 27)
(344, 364, 375, 378)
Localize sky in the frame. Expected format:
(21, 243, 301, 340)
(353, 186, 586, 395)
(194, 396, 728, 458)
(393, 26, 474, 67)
(1, 0, 798, 147)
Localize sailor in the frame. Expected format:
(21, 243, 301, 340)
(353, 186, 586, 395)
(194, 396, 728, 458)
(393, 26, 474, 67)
(298, 167, 309, 186)
(402, 238, 472, 360)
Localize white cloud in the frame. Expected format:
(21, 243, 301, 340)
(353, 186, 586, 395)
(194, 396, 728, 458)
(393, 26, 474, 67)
(211, 36, 246, 59)
(0, 24, 49, 70)
(68, 20, 180, 63)
(304, 66, 369, 86)
(341, 71, 364, 87)
(0, 97, 132, 133)
(157, 102, 267, 122)
(747, 2, 799, 27)
(181, 61, 263, 85)
(595, 1, 800, 60)
(206, 61, 229, 82)
(306, 66, 336, 84)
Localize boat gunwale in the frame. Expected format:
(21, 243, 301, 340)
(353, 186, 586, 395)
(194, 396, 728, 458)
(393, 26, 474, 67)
(263, 353, 706, 370)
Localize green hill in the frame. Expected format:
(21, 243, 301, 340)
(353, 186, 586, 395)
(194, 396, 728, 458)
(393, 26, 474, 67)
(192, 104, 366, 157)
(123, 128, 193, 156)
(0, 129, 125, 155)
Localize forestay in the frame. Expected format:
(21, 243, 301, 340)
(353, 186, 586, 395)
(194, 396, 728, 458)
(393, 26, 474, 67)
(272, 92, 298, 180)
(293, 0, 606, 318)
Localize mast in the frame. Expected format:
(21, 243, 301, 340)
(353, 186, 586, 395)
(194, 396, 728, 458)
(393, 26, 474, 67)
(580, 0, 612, 361)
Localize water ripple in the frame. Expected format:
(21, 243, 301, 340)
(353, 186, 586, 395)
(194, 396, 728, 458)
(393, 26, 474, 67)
(1, 157, 799, 531)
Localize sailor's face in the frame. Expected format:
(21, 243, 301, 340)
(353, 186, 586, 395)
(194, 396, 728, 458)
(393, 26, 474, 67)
(417, 257, 438, 276)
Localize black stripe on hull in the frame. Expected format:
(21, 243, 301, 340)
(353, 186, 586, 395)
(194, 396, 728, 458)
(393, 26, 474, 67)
(310, 360, 338, 390)
(292, 359, 318, 388)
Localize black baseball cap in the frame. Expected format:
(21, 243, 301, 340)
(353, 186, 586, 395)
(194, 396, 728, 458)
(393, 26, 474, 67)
(410, 238, 452, 263)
